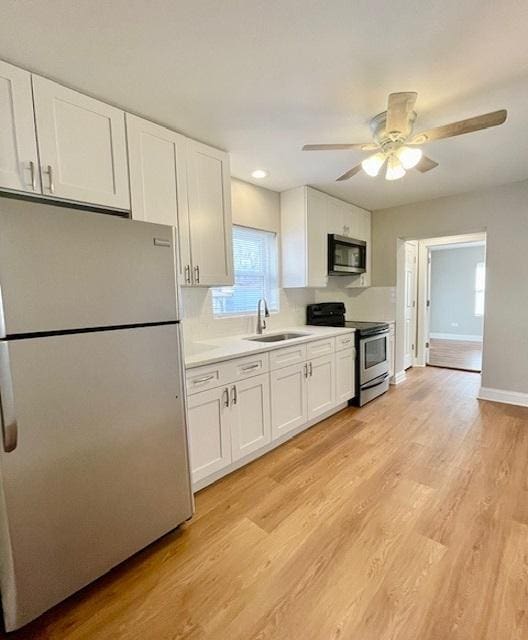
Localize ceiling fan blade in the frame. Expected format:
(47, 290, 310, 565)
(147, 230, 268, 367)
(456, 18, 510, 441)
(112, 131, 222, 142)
(415, 156, 438, 173)
(336, 164, 362, 181)
(302, 143, 378, 151)
(409, 109, 507, 144)
(386, 92, 418, 134)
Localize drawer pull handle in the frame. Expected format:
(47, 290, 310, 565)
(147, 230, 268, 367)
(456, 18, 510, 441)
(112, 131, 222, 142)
(309, 362, 313, 377)
(241, 363, 259, 371)
(231, 385, 238, 405)
(193, 374, 215, 384)
(223, 387, 230, 408)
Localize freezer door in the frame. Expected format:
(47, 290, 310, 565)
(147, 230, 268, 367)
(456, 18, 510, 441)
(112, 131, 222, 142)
(0, 199, 178, 336)
(0, 324, 193, 631)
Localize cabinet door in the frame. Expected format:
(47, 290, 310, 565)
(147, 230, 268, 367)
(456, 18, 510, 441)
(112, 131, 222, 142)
(32, 76, 130, 209)
(335, 347, 356, 403)
(126, 114, 190, 282)
(270, 362, 307, 439)
(0, 60, 40, 194)
(307, 354, 336, 420)
(306, 188, 328, 287)
(231, 373, 271, 461)
(186, 139, 233, 286)
(186, 386, 231, 483)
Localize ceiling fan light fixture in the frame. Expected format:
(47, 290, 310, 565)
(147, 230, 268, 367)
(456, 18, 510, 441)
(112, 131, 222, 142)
(361, 152, 386, 177)
(385, 155, 406, 181)
(397, 145, 423, 170)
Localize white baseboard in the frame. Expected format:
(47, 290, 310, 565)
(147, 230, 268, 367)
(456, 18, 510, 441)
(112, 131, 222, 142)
(430, 332, 482, 342)
(478, 386, 528, 408)
(392, 370, 407, 385)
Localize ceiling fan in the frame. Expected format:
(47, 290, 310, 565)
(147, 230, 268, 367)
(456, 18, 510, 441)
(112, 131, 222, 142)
(302, 92, 507, 182)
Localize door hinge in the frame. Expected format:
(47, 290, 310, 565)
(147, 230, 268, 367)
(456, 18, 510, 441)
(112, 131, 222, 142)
(425, 341, 430, 348)
(426, 299, 431, 308)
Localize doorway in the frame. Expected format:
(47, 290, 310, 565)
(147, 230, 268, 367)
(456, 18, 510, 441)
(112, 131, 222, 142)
(416, 234, 486, 373)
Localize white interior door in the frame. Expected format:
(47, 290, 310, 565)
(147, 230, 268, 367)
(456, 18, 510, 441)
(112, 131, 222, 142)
(231, 373, 271, 461)
(126, 114, 191, 283)
(186, 139, 233, 286)
(0, 60, 40, 194)
(32, 75, 130, 209)
(404, 241, 418, 369)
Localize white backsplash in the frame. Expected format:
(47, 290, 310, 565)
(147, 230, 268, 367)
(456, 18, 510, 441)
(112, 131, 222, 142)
(314, 283, 397, 323)
(181, 284, 395, 346)
(180, 287, 315, 344)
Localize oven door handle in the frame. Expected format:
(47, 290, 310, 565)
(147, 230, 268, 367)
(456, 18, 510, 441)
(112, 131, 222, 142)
(362, 372, 389, 391)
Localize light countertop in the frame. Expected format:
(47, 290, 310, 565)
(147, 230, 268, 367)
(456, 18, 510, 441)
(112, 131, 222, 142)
(185, 325, 356, 369)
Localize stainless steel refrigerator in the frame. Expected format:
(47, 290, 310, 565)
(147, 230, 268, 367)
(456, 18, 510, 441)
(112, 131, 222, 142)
(0, 199, 193, 631)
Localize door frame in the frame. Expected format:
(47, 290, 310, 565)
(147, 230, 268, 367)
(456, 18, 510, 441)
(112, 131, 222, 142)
(403, 241, 418, 369)
(415, 233, 487, 367)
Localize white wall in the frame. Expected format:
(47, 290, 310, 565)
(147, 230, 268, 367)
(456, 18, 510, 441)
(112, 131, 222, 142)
(430, 245, 485, 338)
(180, 178, 314, 343)
(371, 179, 528, 394)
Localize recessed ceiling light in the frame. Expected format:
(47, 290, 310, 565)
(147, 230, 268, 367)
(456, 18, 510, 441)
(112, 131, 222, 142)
(251, 169, 268, 179)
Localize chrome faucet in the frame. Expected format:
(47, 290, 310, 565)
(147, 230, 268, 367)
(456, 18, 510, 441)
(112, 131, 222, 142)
(256, 298, 270, 334)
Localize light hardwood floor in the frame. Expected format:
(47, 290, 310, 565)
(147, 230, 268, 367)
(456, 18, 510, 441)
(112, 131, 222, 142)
(429, 338, 483, 371)
(4, 367, 528, 639)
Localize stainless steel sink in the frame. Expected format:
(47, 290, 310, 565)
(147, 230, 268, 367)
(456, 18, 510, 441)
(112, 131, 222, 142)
(246, 332, 310, 343)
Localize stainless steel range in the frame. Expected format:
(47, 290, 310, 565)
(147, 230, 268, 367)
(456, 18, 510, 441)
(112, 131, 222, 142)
(306, 302, 390, 406)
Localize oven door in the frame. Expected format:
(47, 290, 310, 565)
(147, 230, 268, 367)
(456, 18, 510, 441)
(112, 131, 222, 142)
(359, 332, 389, 384)
(328, 235, 366, 275)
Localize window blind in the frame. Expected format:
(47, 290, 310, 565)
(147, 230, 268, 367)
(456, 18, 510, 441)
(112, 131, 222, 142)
(212, 225, 279, 316)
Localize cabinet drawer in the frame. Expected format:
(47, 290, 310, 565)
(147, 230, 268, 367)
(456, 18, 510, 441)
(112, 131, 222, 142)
(335, 332, 355, 352)
(185, 361, 229, 394)
(306, 338, 335, 359)
(269, 343, 307, 370)
(227, 352, 269, 381)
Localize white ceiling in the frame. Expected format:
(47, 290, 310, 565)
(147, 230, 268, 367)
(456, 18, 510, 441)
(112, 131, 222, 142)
(2, 0, 528, 210)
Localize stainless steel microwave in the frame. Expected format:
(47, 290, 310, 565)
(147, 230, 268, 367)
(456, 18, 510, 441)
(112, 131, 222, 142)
(327, 234, 367, 275)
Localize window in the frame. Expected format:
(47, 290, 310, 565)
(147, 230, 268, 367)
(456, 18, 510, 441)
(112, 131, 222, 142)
(474, 261, 485, 316)
(212, 225, 279, 316)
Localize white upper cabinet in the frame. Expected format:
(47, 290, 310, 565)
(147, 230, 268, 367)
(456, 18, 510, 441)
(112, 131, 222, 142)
(281, 186, 371, 288)
(186, 139, 233, 286)
(32, 76, 130, 209)
(0, 60, 40, 194)
(126, 114, 190, 280)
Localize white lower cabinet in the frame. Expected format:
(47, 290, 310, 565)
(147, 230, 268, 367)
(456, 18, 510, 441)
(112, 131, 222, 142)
(307, 354, 336, 420)
(230, 373, 271, 461)
(186, 386, 231, 483)
(186, 335, 357, 488)
(335, 347, 356, 403)
(270, 362, 308, 440)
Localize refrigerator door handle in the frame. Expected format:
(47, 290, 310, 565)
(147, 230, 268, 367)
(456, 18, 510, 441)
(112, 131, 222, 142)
(0, 342, 18, 452)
